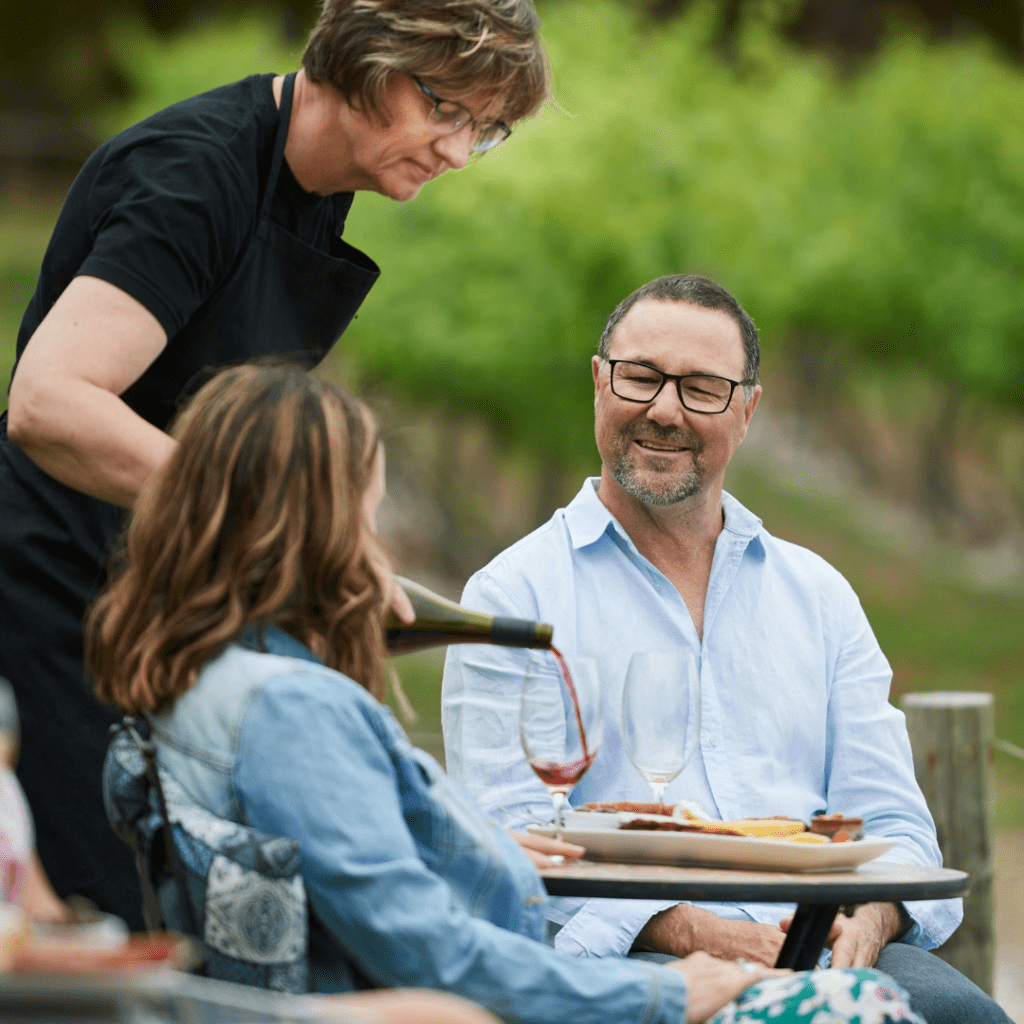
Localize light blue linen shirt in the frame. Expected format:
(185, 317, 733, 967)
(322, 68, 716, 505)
(442, 480, 962, 961)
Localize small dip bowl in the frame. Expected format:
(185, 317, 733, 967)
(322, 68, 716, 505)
(810, 814, 865, 842)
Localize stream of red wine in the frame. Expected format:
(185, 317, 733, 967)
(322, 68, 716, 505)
(528, 644, 595, 791)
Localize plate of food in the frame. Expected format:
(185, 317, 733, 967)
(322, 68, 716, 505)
(529, 802, 895, 872)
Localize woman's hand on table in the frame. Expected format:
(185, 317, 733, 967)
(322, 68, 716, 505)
(508, 830, 585, 869)
(666, 950, 790, 1023)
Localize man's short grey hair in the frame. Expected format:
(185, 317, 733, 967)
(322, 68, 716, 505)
(598, 274, 760, 395)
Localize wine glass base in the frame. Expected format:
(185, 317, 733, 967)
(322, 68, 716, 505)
(550, 790, 567, 842)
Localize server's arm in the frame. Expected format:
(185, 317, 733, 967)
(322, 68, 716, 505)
(7, 275, 174, 508)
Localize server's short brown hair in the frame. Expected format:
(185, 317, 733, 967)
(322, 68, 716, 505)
(303, 0, 550, 125)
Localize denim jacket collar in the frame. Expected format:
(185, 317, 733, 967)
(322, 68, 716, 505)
(235, 624, 321, 665)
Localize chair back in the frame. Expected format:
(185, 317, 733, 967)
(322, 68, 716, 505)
(104, 721, 310, 993)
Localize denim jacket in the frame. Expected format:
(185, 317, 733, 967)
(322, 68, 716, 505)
(149, 626, 689, 1024)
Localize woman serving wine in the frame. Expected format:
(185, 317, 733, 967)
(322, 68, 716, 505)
(1, 0, 550, 926)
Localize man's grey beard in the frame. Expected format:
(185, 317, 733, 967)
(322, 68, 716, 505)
(607, 431, 705, 506)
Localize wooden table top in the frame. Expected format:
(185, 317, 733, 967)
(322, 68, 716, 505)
(539, 860, 969, 904)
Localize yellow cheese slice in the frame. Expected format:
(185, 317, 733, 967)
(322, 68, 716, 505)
(717, 818, 808, 838)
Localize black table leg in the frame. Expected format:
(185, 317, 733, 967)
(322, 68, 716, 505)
(774, 903, 840, 970)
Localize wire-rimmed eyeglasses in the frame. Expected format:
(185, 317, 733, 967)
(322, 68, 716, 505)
(608, 360, 751, 415)
(413, 77, 512, 155)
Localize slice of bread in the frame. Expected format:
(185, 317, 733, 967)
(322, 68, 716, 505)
(618, 816, 806, 838)
(584, 800, 676, 815)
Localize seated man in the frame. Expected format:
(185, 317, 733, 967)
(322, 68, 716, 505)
(442, 273, 1010, 1024)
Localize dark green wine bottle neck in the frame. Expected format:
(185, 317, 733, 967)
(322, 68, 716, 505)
(385, 577, 553, 651)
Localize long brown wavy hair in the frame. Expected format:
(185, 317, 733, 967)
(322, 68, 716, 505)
(87, 363, 391, 714)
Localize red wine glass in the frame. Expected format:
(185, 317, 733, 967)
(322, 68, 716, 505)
(519, 651, 603, 840)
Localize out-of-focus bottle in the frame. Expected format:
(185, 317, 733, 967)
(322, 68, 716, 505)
(385, 577, 554, 655)
(0, 677, 32, 908)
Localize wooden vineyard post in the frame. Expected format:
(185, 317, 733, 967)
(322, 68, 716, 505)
(901, 691, 995, 993)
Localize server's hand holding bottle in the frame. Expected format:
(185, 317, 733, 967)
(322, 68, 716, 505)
(385, 577, 554, 655)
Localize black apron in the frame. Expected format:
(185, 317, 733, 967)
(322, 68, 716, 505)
(0, 72, 378, 926)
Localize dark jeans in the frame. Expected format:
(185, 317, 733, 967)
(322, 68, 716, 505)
(875, 943, 1012, 1024)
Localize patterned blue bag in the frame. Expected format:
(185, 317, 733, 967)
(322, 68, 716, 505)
(103, 722, 309, 993)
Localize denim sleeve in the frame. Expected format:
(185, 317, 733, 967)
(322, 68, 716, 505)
(235, 672, 689, 1024)
(552, 898, 680, 959)
(825, 582, 963, 949)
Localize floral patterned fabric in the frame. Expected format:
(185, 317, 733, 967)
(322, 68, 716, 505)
(711, 968, 926, 1024)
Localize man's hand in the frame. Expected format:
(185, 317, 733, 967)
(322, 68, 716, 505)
(634, 904, 786, 965)
(508, 830, 586, 869)
(666, 951, 791, 1024)
(779, 902, 904, 969)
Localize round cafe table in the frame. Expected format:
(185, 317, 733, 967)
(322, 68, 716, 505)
(538, 860, 969, 970)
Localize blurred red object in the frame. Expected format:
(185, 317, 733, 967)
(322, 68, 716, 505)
(10, 932, 197, 975)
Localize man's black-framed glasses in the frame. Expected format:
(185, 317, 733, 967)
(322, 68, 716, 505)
(608, 360, 751, 414)
(413, 77, 512, 155)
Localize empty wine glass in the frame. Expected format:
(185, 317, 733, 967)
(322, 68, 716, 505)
(621, 651, 701, 804)
(519, 651, 603, 840)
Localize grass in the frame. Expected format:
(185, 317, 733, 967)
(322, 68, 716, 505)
(0, 194, 62, 408)
(387, 649, 448, 764)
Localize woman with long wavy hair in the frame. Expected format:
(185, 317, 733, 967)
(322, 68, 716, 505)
(89, 363, 392, 717)
(87, 364, 924, 1024)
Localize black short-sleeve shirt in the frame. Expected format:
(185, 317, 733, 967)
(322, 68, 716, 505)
(12, 74, 352, 394)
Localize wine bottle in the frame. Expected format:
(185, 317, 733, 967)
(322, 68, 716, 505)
(385, 577, 554, 654)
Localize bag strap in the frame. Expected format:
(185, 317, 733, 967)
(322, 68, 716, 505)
(113, 717, 201, 939)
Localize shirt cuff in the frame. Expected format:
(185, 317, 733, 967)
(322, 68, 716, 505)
(899, 897, 963, 949)
(553, 898, 676, 959)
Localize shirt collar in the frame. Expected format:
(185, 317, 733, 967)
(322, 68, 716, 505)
(564, 478, 616, 550)
(564, 477, 765, 556)
(721, 490, 763, 541)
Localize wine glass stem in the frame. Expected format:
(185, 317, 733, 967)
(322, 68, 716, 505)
(551, 791, 567, 841)
(650, 782, 667, 804)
